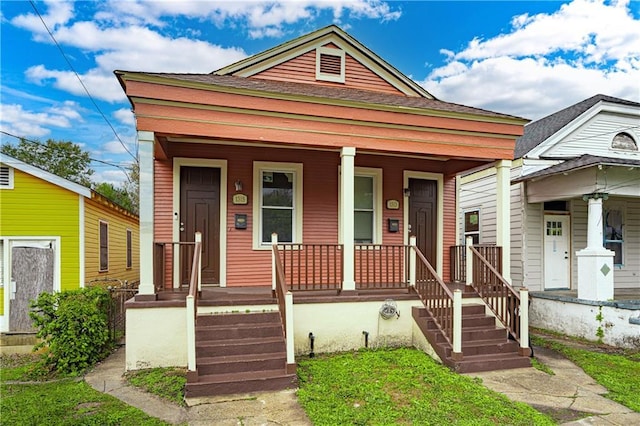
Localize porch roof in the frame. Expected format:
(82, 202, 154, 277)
(513, 154, 640, 183)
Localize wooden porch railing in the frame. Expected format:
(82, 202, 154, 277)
(355, 244, 409, 289)
(278, 243, 343, 290)
(271, 235, 296, 372)
(411, 242, 461, 358)
(468, 245, 528, 352)
(153, 241, 196, 291)
(186, 233, 202, 374)
(449, 244, 502, 283)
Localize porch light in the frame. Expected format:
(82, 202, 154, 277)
(403, 187, 411, 197)
(234, 180, 243, 192)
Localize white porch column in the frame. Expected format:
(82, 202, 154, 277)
(576, 194, 614, 301)
(138, 131, 156, 296)
(496, 160, 511, 283)
(340, 147, 356, 291)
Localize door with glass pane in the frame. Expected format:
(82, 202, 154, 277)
(543, 215, 570, 289)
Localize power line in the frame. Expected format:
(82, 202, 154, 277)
(0, 130, 133, 182)
(28, 0, 138, 162)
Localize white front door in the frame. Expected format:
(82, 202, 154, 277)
(543, 215, 570, 289)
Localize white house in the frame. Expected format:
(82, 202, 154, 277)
(458, 94, 640, 348)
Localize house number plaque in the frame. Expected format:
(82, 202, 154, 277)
(232, 194, 248, 205)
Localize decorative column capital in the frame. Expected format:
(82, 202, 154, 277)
(582, 192, 609, 201)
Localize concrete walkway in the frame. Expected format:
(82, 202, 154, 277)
(468, 347, 640, 426)
(85, 345, 638, 425)
(84, 346, 311, 425)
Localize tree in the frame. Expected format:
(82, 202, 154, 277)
(122, 161, 139, 214)
(1, 138, 94, 186)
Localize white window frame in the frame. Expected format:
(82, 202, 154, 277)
(463, 209, 480, 245)
(0, 166, 14, 189)
(603, 205, 624, 267)
(315, 47, 345, 83)
(99, 220, 109, 272)
(253, 162, 303, 250)
(346, 167, 382, 245)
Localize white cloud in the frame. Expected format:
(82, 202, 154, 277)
(113, 108, 135, 126)
(422, 0, 640, 120)
(102, 140, 130, 155)
(0, 102, 83, 138)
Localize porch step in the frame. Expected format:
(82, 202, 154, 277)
(186, 311, 296, 398)
(412, 305, 531, 373)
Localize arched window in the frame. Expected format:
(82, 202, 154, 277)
(611, 132, 638, 151)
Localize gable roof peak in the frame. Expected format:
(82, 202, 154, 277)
(514, 93, 640, 158)
(213, 25, 435, 99)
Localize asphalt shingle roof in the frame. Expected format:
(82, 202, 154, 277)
(136, 72, 526, 121)
(514, 94, 640, 158)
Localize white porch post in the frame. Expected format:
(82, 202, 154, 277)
(519, 288, 530, 356)
(496, 159, 511, 283)
(341, 147, 356, 291)
(138, 131, 156, 296)
(576, 194, 614, 301)
(465, 236, 473, 286)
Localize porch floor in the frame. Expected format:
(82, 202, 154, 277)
(530, 289, 640, 307)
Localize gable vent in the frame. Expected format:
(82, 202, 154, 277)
(316, 47, 345, 83)
(0, 166, 12, 188)
(320, 54, 342, 75)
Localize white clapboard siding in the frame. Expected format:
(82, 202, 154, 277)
(570, 199, 588, 290)
(544, 113, 640, 160)
(459, 170, 497, 245)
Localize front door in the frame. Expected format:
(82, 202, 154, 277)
(180, 167, 220, 286)
(543, 214, 570, 289)
(9, 241, 55, 332)
(408, 179, 437, 266)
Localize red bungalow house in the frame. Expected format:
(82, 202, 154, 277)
(117, 26, 530, 397)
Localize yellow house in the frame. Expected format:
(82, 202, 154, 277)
(0, 154, 139, 333)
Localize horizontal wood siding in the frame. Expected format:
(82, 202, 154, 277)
(154, 160, 174, 288)
(570, 199, 588, 290)
(0, 169, 80, 292)
(545, 112, 640, 160)
(459, 171, 497, 244)
(613, 197, 640, 289)
(442, 174, 457, 282)
(167, 145, 458, 286)
(524, 202, 543, 290)
(510, 181, 525, 287)
(251, 49, 404, 95)
(84, 197, 139, 285)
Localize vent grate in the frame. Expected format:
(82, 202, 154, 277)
(0, 166, 10, 187)
(319, 53, 342, 75)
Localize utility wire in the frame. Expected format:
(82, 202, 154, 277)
(1, 130, 133, 183)
(28, 0, 138, 162)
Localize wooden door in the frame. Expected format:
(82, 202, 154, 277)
(10, 242, 54, 332)
(543, 215, 570, 289)
(408, 179, 437, 266)
(180, 167, 220, 285)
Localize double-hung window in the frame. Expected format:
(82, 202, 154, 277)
(604, 208, 623, 266)
(99, 221, 109, 271)
(352, 168, 382, 244)
(253, 162, 303, 248)
(464, 210, 480, 244)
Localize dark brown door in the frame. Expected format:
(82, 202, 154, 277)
(180, 167, 220, 285)
(409, 179, 437, 266)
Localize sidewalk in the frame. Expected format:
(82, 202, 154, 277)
(467, 346, 640, 426)
(86, 345, 638, 425)
(84, 346, 311, 425)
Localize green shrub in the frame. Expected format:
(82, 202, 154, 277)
(29, 287, 112, 375)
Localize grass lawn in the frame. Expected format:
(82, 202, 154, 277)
(0, 354, 169, 426)
(297, 348, 555, 425)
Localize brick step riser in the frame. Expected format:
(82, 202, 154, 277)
(185, 375, 297, 398)
(445, 341, 520, 357)
(462, 328, 506, 342)
(197, 313, 280, 327)
(197, 357, 286, 376)
(197, 341, 285, 358)
(452, 357, 531, 374)
(196, 326, 282, 341)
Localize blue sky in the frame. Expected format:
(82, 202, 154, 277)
(1, 0, 639, 184)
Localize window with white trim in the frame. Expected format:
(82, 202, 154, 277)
(464, 210, 480, 244)
(253, 162, 303, 247)
(126, 229, 133, 269)
(353, 168, 382, 244)
(99, 221, 109, 271)
(0, 166, 14, 189)
(604, 208, 623, 266)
